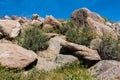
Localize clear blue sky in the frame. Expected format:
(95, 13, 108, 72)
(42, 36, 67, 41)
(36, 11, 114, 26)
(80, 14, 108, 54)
(0, 0, 120, 21)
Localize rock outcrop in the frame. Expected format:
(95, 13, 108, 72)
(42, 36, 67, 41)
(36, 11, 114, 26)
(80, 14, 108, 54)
(71, 8, 118, 39)
(0, 43, 37, 69)
(0, 20, 21, 39)
(89, 60, 120, 80)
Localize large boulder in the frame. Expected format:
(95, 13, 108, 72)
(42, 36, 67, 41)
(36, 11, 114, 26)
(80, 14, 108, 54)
(61, 41, 101, 61)
(71, 8, 117, 39)
(0, 43, 37, 69)
(89, 60, 120, 80)
(43, 15, 62, 29)
(0, 20, 21, 39)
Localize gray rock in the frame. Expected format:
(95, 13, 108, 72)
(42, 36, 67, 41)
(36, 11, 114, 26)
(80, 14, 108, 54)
(36, 57, 60, 71)
(55, 54, 78, 66)
(89, 60, 120, 80)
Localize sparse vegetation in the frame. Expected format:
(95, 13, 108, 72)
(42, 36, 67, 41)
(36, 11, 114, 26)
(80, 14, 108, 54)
(0, 62, 94, 80)
(66, 25, 95, 46)
(16, 26, 48, 52)
(97, 36, 120, 60)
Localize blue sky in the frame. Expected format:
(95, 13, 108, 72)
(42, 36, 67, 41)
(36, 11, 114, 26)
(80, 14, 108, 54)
(0, 0, 120, 21)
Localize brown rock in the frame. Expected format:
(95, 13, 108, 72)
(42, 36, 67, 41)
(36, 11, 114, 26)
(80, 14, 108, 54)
(31, 14, 39, 20)
(18, 17, 28, 24)
(31, 20, 43, 28)
(0, 20, 21, 39)
(111, 22, 120, 39)
(61, 41, 101, 61)
(71, 8, 117, 39)
(11, 15, 20, 20)
(71, 8, 105, 27)
(4, 15, 11, 20)
(38, 36, 66, 61)
(21, 21, 31, 29)
(0, 43, 37, 69)
(43, 15, 62, 29)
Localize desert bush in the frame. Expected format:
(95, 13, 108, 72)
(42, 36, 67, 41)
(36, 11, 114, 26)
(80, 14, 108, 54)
(54, 21, 76, 35)
(97, 36, 120, 60)
(16, 26, 48, 52)
(42, 21, 77, 35)
(66, 26, 95, 46)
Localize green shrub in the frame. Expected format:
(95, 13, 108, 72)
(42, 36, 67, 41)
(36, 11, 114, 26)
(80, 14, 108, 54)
(16, 27, 48, 52)
(42, 21, 76, 35)
(54, 21, 77, 35)
(97, 36, 120, 60)
(66, 26, 95, 46)
(0, 61, 94, 80)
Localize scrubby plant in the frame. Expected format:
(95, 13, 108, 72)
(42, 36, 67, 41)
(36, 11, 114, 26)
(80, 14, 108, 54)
(42, 21, 76, 35)
(55, 21, 77, 35)
(0, 61, 94, 80)
(97, 36, 120, 60)
(16, 26, 48, 52)
(66, 26, 95, 46)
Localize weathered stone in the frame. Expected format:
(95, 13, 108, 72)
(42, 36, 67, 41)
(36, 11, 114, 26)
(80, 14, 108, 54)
(111, 22, 120, 39)
(71, 8, 117, 39)
(89, 60, 120, 80)
(21, 21, 31, 29)
(55, 54, 78, 66)
(31, 20, 43, 27)
(11, 15, 20, 20)
(38, 36, 66, 61)
(31, 14, 40, 20)
(18, 17, 28, 24)
(61, 41, 101, 61)
(36, 57, 59, 71)
(0, 43, 37, 69)
(43, 15, 62, 29)
(90, 38, 102, 49)
(71, 8, 105, 27)
(0, 20, 21, 39)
